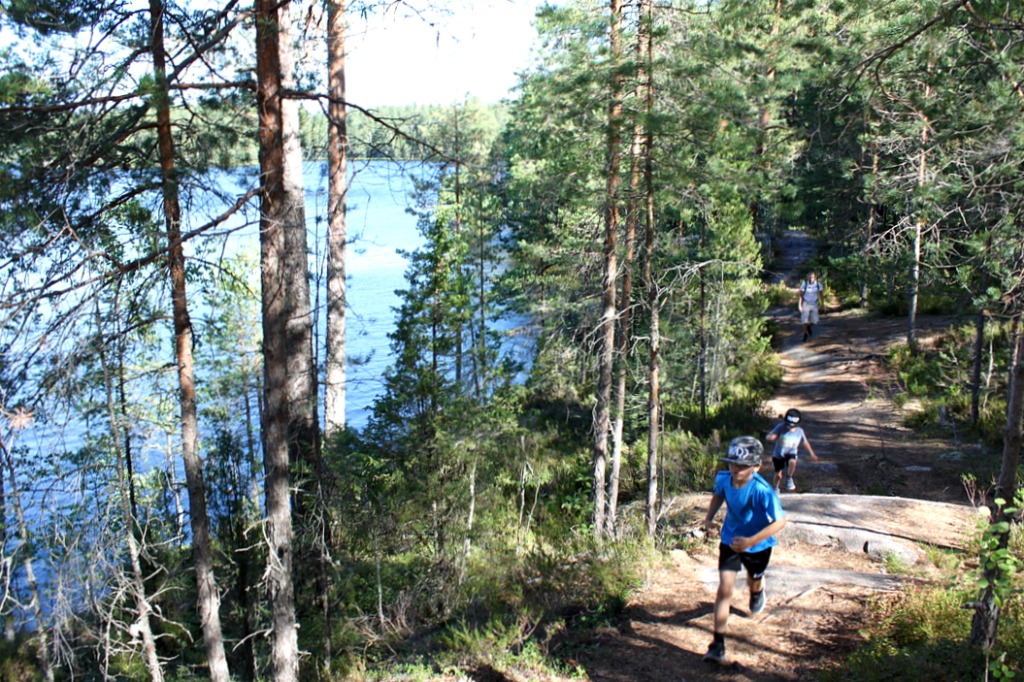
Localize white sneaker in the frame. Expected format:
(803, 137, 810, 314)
(785, 476, 796, 491)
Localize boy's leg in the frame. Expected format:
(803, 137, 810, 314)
(746, 572, 763, 599)
(742, 548, 773, 615)
(705, 545, 743, 663)
(713, 569, 737, 634)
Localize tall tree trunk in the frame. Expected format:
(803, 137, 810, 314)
(860, 133, 879, 309)
(256, 0, 299, 678)
(452, 110, 465, 389)
(607, 31, 644, 537)
(239, 381, 259, 681)
(148, 2, 231, 678)
(908, 81, 932, 351)
(325, 0, 349, 436)
(117, 355, 139, 521)
(320, 0, 348, 667)
(970, 235, 992, 426)
(639, 0, 660, 539)
(593, 0, 625, 542)
(750, 0, 780, 258)
(474, 187, 488, 401)
(278, 0, 319, 498)
(971, 309, 987, 426)
(970, 317, 1024, 649)
(698, 221, 708, 431)
(908, 215, 922, 350)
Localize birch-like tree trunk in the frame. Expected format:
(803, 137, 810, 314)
(318, 0, 350, 666)
(606, 125, 638, 537)
(148, 1, 230, 678)
(908, 80, 933, 350)
(593, 0, 625, 542)
(325, 0, 349, 436)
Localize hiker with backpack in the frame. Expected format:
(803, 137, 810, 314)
(798, 271, 824, 342)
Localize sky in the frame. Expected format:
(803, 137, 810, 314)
(344, 0, 552, 107)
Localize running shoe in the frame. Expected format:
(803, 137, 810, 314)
(750, 587, 766, 615)
(785, 476, 796, 491)
(703, 640, 726, 664)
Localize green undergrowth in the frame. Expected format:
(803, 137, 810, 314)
(334, 531, 659, 681)
(882, 319, 1015, 447)
(820, 516, 1024, 681)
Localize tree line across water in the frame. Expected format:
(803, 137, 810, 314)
(0, 0, 1022, 680)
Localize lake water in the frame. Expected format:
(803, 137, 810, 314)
(303, 159, 428, 429)
(207, 158, 429, 430)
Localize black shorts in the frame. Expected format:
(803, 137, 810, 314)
(772, 455, 797, 471)
(718, 544, 773, 579)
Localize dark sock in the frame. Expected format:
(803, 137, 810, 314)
(713, 633, 725, 645)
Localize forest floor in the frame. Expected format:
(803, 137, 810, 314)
(551, 232, 995, 682)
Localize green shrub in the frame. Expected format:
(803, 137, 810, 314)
(0, 638, 43, 682)
(659, 430, 721, 493)
(821, 586, 981, 681)
(881, 320, 1017, 445)
(824, 516, 1024, 681)
(764, 281, 795, 306)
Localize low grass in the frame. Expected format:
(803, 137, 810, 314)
(820, 521, 1024, 681)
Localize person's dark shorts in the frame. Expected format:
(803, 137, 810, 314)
(718, 544, 773, 579)
(772, 455, 797, 471)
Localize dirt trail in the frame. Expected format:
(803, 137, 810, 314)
(564, 231, 988, 682)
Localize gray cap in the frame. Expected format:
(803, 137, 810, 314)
(719, 435, 764, 467)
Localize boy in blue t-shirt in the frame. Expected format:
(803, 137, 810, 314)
(700, 435, 787, 665)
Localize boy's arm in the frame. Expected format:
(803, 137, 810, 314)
(802, 437, 819, 461)
(702, 493, 725, 534)
(730, 517, 788, 552)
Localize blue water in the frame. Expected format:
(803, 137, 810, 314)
(204, 158, 429, 430)
(304, 159, 428, 428)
